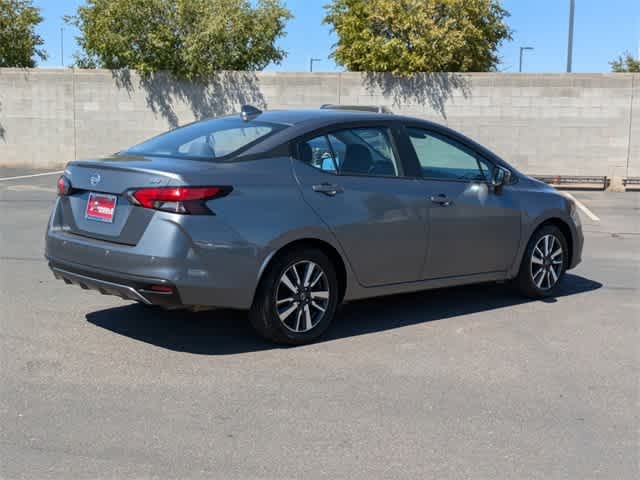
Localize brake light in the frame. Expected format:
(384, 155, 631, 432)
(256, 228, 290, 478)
(127, 186, 231, 214)
(149, 285, 173, 293)
(56, 175, 71, 196)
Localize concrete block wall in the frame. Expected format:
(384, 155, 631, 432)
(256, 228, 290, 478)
(0, 69, 75, 167)
(628, 74, 639, 177)
(0, 68, 638, 179)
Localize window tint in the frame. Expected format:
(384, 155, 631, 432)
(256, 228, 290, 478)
(125, 118, 284, 161)
(407, 128, 491, 181)
(298, 135, 337, 172)
(298, 127, 399, 177)
(327, 134, 346, 170)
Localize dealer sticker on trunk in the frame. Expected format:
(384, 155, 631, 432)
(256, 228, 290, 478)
(85, 192, 117, 223)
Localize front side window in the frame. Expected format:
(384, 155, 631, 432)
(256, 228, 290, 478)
(124, 118, 285, 161)
(298, 135, 338, 172)
(407, 127, 492, 181)
(298, 127, 400, 177)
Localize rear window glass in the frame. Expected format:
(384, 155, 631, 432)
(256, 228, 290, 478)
(123, 118, 285, 161)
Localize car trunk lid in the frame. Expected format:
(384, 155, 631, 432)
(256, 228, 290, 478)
(58, 155, 212, 245)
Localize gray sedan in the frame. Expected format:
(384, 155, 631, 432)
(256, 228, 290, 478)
(46, 106, 584, 345)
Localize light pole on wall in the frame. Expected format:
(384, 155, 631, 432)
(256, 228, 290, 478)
(567, 0, 575, 72)
(60, 27, 64, 67)
(519, 47, 534, 72)
(309, 58, 322, 72)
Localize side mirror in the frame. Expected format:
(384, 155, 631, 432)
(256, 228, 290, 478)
(491, 166, 512, 192)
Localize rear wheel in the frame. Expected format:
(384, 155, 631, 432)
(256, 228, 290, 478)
(249, 248, 339, 345)
(515, 225, 568, 298)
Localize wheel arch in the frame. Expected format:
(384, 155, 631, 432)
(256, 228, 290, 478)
(530, 217, 574, 267)
(256, 238, 348, 304)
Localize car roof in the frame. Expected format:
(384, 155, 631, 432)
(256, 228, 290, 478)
(232, 107, 514, 171)
(236, 108, 397, 126)
(233, 108, 438, 152)
(233, 107, 445, 138)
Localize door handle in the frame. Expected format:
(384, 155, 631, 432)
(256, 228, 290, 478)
(430, 194, 452, 206)
(312, 183, 344, 196)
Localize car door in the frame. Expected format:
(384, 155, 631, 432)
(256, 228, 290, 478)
(292, 124, 429, 287)
(403, 126, 522, 280)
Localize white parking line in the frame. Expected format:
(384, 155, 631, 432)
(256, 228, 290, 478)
(564, 192, 600, 222)
(0, 170, 64, 181)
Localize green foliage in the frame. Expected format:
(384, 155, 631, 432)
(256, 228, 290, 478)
(610, 52, 640, 73)
(0, 0, 47, 67)
(67, 0, 292, 78)
(323, 0, 512, 74)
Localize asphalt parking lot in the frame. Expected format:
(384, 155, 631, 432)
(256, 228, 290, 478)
(1, 169, 638, 479)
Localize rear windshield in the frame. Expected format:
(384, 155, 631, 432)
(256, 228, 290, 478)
(123, 117, 285, 161)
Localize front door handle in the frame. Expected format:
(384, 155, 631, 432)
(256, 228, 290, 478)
(313, 183, 344, 196)
(430, 194, 452, 206)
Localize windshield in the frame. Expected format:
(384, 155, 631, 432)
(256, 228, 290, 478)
(123, 117, 285, 161)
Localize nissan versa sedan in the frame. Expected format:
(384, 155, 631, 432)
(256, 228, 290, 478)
(46, 105, 584, 345)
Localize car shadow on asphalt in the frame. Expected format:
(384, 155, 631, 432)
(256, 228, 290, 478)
(85, 273, 602, 355)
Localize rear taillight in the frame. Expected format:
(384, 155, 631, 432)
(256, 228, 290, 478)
(56, 175, 71, 196)
(126, 186, 231, 214)
(149, 285, 173, 293)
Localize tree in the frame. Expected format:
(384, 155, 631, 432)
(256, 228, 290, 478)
(67, 0, 292, 78)
(610, 52, 640, 73)
(0, 0, 47, 67)
(323, 0, 512, 74)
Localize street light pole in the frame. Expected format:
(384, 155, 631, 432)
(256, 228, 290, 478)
(60, 27, 64, 67)
(567, 0, 575, 72)
(309, 58, 322, 72)
(519, 47, 534, 72)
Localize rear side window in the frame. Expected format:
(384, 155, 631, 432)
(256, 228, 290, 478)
(124, 118, 285, 161)
(297, 127, 400, 177)
(407, 128, 492, 181)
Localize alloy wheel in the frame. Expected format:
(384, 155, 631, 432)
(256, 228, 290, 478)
(275, 261, 330, 333)
(530, 234, 564, 290)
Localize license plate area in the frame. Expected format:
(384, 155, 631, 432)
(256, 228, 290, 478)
(85, 192, 117, 223)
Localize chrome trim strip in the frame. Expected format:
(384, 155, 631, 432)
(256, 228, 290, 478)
(51, 266, 151, 305)
(138, 289, 173, 296)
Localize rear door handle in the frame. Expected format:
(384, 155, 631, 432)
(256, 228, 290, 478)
(312, 183, 344, 196)
(430, 194, 452, 206)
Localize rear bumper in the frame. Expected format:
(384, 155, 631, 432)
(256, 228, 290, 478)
(48, 259, 183, 308)
(45, 224, 260, 309)
(45, 185, 267, 310)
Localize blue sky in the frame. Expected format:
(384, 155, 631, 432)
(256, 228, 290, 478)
(36, 0, 640, 72)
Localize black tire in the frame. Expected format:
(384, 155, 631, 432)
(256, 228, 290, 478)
(249, 248, 339, 345)
(515, 225, 568, 298)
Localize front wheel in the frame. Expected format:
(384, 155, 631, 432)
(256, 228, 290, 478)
(249, 248, 339, 345)
(515, 225, 568, 298)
